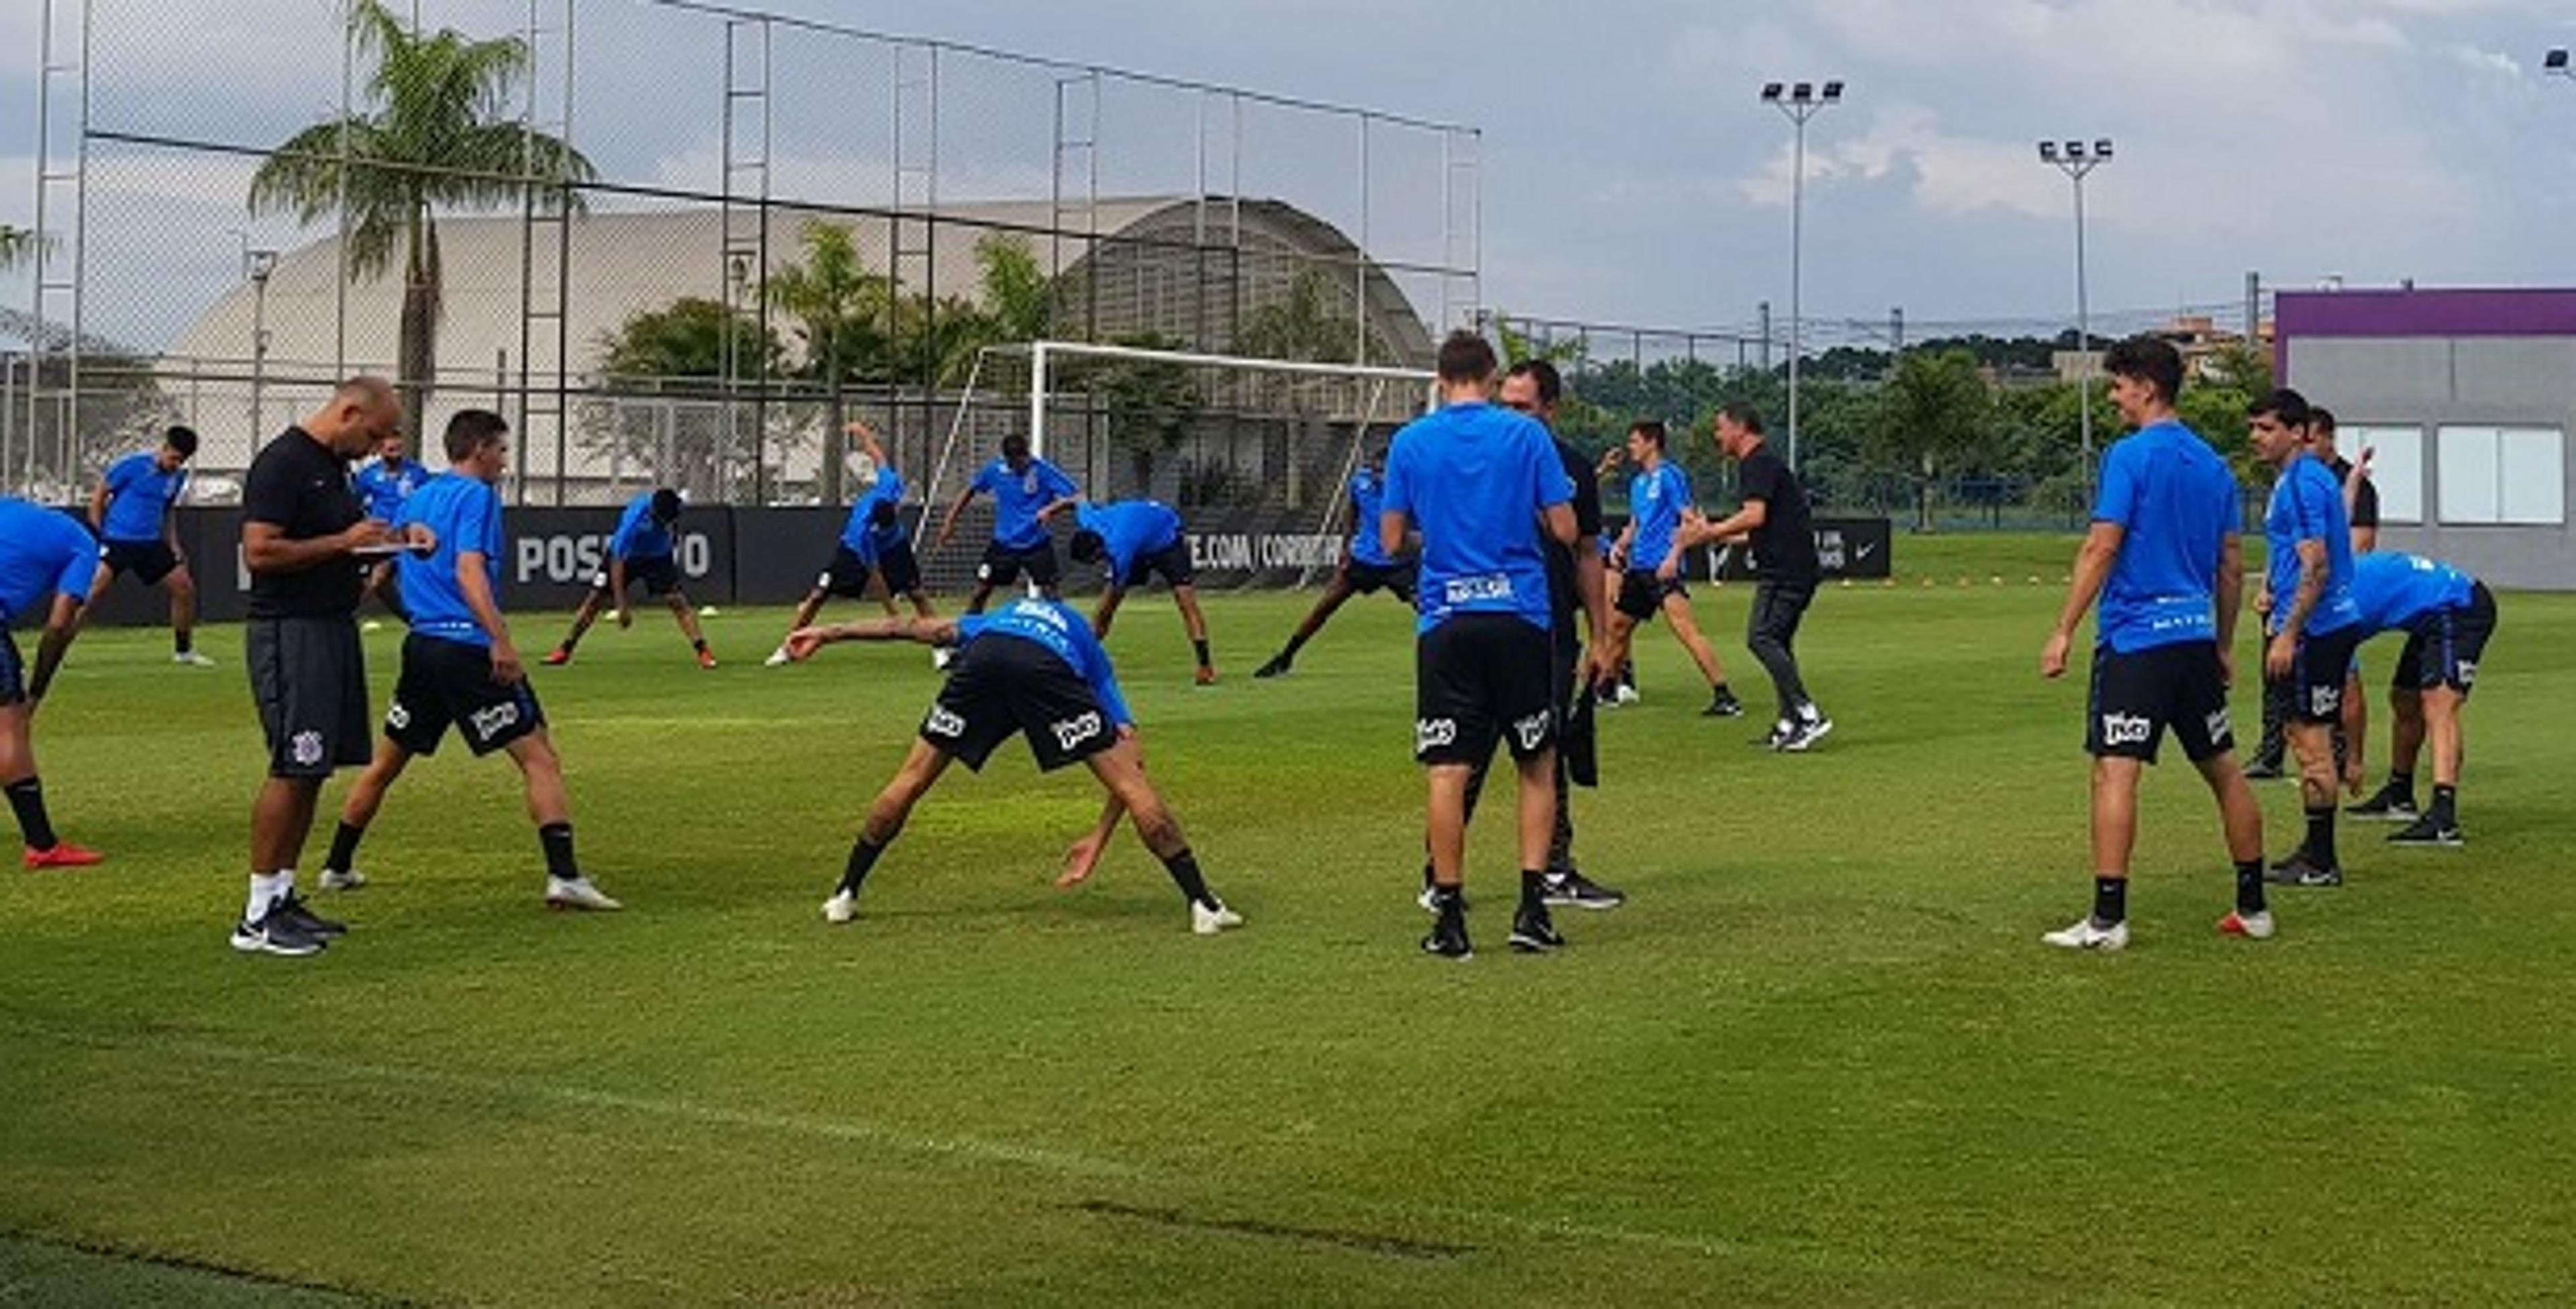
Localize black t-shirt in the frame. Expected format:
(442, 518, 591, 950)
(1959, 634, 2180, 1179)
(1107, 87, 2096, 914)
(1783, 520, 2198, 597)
(1737, 442, 1819, 582)
(242, 426, 366, 619)
(1543, 435, 1604, 628)
(2327, 456, 2381, 531)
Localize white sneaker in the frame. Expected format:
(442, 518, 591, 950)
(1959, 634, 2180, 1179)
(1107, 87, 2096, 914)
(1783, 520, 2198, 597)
(173, 650, 215, 667)
(932, 648, 954, 670)
(1191, 899, 1243, 936)
(1781, 715, 1835, 752)
(318, 867, 368, 892)
(821, 890, 857, 925)
(763, 646, 792, 667)
(544, 876, 622, 911)
(2041, 916, 2129, 951)
(1613, 685, 1640, 706)
(2218, 908, 2275, 940)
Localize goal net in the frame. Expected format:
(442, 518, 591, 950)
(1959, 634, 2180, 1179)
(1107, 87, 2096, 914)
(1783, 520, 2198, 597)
(914, 341, 1436, 593)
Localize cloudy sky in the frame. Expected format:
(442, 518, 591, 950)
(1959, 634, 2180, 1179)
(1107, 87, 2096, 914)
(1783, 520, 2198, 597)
(7, 0, 2576, 350)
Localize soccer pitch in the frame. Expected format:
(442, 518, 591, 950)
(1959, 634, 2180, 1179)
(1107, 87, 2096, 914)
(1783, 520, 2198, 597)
(5, 536, 2571, 1306)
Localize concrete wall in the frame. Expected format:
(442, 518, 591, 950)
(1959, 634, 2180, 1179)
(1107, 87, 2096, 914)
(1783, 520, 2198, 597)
(2284, 335, 2575, 590)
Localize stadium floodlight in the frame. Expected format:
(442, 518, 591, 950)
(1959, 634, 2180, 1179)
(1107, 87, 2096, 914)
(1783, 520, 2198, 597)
(2546, 47, 2569, 74)
(2039, 134, 2112, 503)
(1760, 76, 1847, 472)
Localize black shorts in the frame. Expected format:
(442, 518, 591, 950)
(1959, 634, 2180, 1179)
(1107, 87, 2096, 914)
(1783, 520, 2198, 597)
(2273, 624, 2364, 724)
(877, 541, 924, 596)
(1415, 613, 1557, 766)
(1118, 540, 1195, 590)
(101, 539, 181, 586)
(591, 555, 682, 598)
(818, 544, 877, 600)
(920, 632, 1118, 774)
(385, 633, 545, 757)
(0, 631, 24, 706)
(1346, 558, 1416, 602)
(977, 540, 1061, 592)
(2393, 583, 2496, 698)
(247, 616, 373, 778)
(1615, 570, 1686, 622)
(2086, 640, 2233, 764)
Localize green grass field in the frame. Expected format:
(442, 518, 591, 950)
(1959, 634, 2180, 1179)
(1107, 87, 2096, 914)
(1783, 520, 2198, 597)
(5, 535, 2572, 1306)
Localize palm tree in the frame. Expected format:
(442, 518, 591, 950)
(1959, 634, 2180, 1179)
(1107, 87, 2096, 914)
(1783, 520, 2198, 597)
(765, 221, 892, 503)
(248, 0, 596, 438)
(0, 224, 42, 272)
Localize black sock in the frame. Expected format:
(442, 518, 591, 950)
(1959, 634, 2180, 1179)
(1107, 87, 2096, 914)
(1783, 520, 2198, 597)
(692, 637, 709, 653)
(2305, 806, 2338, 868)
(559, 627, 583, 652)
(174, 629, 193, 655)
(2429, 784, 2458, 825)
(2092, 876, 2127, 927)
(838, 835, 885, 896)
(538, 821, 578, 881)
(1159, 846, 1216, 909)
(2388, 770, 2416, 802)
(324, 821, 366, 874)
(1710, 681, 1733, 701)
(5, 777, 58, 851)
(1519, 868, 1546, 912)
(1192, 638, 1212, 670)
(2235, 859, 2267, 916)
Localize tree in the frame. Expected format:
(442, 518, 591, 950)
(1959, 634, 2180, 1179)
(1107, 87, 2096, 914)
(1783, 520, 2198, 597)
(0, 225, 42, 272)
(1240, 269, 1356, 366)
(973, 232, 1053, 344)
(1068, 331, 1200, 498)
(248, 0, 596, 440)
(1867, 348, 1993, 531)
(766, 221, 892, 503)
(586, 296, 784, 501)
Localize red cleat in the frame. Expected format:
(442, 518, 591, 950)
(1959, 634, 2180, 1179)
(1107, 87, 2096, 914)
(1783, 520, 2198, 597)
(25, 842, 105, 870)
(1194, 666, 1217, 687)
(695, 647, 718, 670)
(541, 646, 572, 666)
(2217, 909, 2276, 940)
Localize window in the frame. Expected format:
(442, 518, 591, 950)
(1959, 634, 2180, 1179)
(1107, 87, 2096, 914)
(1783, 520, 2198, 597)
(2436, 425, 2565, 525)
(2338, 425, 2422, 523)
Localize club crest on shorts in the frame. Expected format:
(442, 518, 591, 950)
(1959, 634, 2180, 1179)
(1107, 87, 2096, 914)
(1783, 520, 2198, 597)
(385, 700, 411, 731)
(2309, 684, 2342, 717)
(2099, 713, 2149, 747)
(924, 704, 965, 738)
(1415, 717, 1457, 753)
(2204, 708, 2232, 743)
(2456, 660, 2477, 686)
(1049, 711, 1103, 752)
(290, 729, 325, 766)
(469, 703, 520, 740)
(1511, 711, 1550, 751)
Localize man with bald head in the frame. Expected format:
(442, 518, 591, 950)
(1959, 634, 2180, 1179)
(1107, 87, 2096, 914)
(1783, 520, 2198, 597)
(233, 378, 419, 957)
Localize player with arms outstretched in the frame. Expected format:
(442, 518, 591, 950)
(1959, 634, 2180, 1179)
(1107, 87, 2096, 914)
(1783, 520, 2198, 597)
(1252, 447, 1416, 679)
(767, 421, 935, 666)
(935, 433, 1079, 612)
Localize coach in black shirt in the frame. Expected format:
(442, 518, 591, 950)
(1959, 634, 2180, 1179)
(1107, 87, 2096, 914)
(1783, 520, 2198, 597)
(1682, 403, 1832, 751)
(231, 377, 414, 957)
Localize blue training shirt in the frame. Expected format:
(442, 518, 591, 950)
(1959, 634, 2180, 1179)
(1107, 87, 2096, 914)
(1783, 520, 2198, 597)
(1075, 500, 1182, 580)
(839, 466, 909, 560)
(2351, 552, 2475, 636)
(1626, 461, 1691, 571)
(2092, 419, 2239, 654)
(99, 451, 188, 544)
(395, 473, 506, 649)
(607, 492, 676, 562)
(354, 458, 432, 523)
(971, 456, 1078, 551)
(1381, 399, 1573, 633)
(1348, 466, 1395, 568)
(2263, 452, 2361, 637)
(0, 499, 100, 623)
(955, 598, 1134, 728)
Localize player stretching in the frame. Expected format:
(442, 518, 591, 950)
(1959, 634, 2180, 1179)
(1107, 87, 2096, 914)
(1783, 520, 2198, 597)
(542, 488, 716, 668)
(935, 433, 1078, 612)
(2039, 337, 2269, 951)
(1603, 419, 1743, 719)
(2344, 552, 2496, 847)
(352, 429, 431, 619)
(767, 421, 934, 666)
(0, 496, 108, 868)
(1062, 497, 1217, 685)
(87, 425, 212, 666)
(316, 411, 619, 910)
(2248, 388, 2364, 888)
(1385, 331, 1577, 960)
(786, 598, 1242, 937)
(1251, 448, 1416, 678)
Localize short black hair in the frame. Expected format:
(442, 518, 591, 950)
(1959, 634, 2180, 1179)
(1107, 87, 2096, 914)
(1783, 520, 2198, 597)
(2102, 336, 2185, 405)
(1000, 433, 1032, 464)
(1629, 419, 1667, 448)
(1436, 329, 1498, 385)
(2306, 405, 2337, 435)
(162, 425, 199, 458)
(442, 409, 509, 464)
(2248, 386, 2311, 429)
(1504, 358, 1562, 406)
(1069, 529, 1106, 564)
(867, 499, 898, 529)
(1717, 402, 1764, 435)
(650, 488, 683, 523)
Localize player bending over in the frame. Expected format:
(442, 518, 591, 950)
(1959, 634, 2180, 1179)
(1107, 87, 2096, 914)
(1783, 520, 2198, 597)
(767, 421, 936, 666)
(1061, 496, 1217, 685)
(1252, 448, 1417, 679)
(0, 496, 108, 868)
(2343, 551, 2496, 847)
(785, 597, 1242, 937)
(87, 425, 212, 666)
(316, 411, 621, 911)
(543, 487, 716, 669)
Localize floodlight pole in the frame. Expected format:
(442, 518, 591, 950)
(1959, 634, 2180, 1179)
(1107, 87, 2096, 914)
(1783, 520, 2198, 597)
(246, 247, 278, 439)
(2041, 138, 2112, 505)
(1762, 79, 1843, 473)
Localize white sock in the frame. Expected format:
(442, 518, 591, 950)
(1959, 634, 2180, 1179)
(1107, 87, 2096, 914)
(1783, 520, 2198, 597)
(244, 870, 289, 923)
(1799, 702, 1823, 723)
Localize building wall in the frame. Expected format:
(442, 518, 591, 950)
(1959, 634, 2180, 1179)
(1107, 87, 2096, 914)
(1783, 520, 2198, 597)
(2284, 334, 2575, 591)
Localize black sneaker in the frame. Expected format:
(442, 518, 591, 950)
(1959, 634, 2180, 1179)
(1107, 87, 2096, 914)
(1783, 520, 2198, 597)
(229, 912, 328, 957)
(1420, 900, 1472, 961)
(1252, 654, 1292, 679)
(1509, 903, 1565, 953)
(2243, 757, 2286, 780)
(2347, 785, 2420, 822)
(1417, 880, 1470, 914)
(2264, 851, 2344, 886)
(1542, 870, 1625, 910)
(2387, 815, 2463, 847)
(271, 890, 348, 938)
(1702, 690, 1746, 718)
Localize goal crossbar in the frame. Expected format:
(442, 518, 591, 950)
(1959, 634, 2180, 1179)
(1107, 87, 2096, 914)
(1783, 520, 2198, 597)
(1010, 339, 1436, 458)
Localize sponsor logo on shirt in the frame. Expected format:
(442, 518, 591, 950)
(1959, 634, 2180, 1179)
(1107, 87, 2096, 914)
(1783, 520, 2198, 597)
(2100, 714, 2151, 747)
(1442, 574, 1513, 606)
